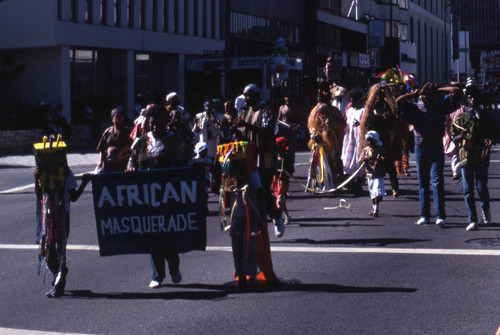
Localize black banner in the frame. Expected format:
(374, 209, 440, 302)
(91, 167, 207, 256)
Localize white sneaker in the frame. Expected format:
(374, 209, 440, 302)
(415, 217, 428, 225)
(149, 280, 161, 288)
(435, 218, 446, 226)
(482, 210, 491, 224)
(466, 222, 478, 231)
(171, 272, 182, 284)
(273, 217, 285, 238)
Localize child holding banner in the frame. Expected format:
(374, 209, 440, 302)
(127, 104, 187, 288)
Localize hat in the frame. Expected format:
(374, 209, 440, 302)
(466, 77, 478, 88)
(111, 106, 125, 119)
(365, 130, 383, 147)
(275, 136, 289, 152)
(332, 85, 347, 97)
(194, 142, 208, 155)
(166, 92, 180, 103)
(243, 83, 260, 94)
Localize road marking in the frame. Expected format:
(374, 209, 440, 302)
(2, 244, 500, 256)
(0, 172, 93, 194)
(0, 328, 92, 335)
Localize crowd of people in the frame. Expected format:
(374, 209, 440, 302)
(35, 70, 499, 296)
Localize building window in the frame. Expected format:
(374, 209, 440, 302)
(410, 17, 414, 42)
(230, 11, 301, 44)
(140, 0, 146, 29)
(70, 0, 77, 21)
(101, 0, 108, 25)
(152, 0, 158, 30)
(174, 0, 179, 33)
(185, 0, 190, 35)
(85, 0, 92, 23)
(128, 0, 134, 28)
(399, 23, 408, 41)
(115, 0, 121, 26)
(135, 53, 152, 102)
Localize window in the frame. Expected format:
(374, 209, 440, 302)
(152, 0, 158, 30)
(85, 0, 92, 23)
(410, 17, 414, 42)
(230, 11, 301, 44)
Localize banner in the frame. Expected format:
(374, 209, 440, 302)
(91, 167, 207, 256)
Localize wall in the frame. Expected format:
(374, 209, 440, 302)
(0, 125, 95, 156)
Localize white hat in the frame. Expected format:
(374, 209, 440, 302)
(365, 130, 383, 147)
(194, 142, 208, 157)
(166, 92, 180, 103)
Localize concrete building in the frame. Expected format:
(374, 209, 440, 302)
(0, 0, 224, 125)
(408, 0, 451, 84)
(451, 0, 500, 81)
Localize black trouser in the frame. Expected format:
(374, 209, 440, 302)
(259, 167, 282, 220)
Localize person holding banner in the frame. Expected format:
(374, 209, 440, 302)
(127, 104, 188, 288)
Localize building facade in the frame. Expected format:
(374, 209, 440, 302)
(0, 0, 224, 125)
(0, 0, 454, 135)
(451, 0, 500, 81)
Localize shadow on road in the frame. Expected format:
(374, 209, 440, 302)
(274, 237, 431, 247)
(65, 279, 417, 300)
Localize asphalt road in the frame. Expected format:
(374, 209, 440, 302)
(0, 148, 500, 335)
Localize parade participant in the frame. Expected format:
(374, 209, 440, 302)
(272, 137, 293, 224)
(396, 82, 460, 226)
(395, 125, 412, 177)
(361, 83, 404, 197)
(234, 83, 281, 285)
(444, 100, 467, 181)
(126, 104, 187, 288)
(34, 135, 91, 297)
(234, 93, 246, 117)
(306, 81, 345, 191)
(359, 131, 386, 217)
(341, 87, 365, 196)
(220, 100, 238, 144)
(277, 93, 301, 174)
(129, 107, 149, 141)
(96, 106, 132, 173)
(218, 142, 264, 291)
(331, 84, 349, 117)
(237, 83, 284, 238)
(451, 80, 498, 231)
(166, 92, 190, 124)
(192, 99, 224, 164)
(192, 142, 211, 214)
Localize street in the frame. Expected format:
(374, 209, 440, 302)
(0, 148, 500, 335)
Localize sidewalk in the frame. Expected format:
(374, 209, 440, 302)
(0, 152, 99, 167)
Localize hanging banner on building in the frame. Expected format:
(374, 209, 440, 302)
(369, 20, 385, 48)
(399, 41, 417, 75)
(91, 167, 207, 256)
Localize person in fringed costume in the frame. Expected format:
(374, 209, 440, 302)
(217, 141, 265, 291)
(272, 136, 293, 224)
(341, 86, 366, 196)
(360, 83, 408, 197)
(306, 81, 345, 192)
(34, 135, 91, 298)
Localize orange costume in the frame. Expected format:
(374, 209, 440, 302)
(306, 103, 345, 191)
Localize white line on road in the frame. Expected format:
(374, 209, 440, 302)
(0, 328, 93, 335)
(0, 172, 94, 194)
(2, 244, 500, 256)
